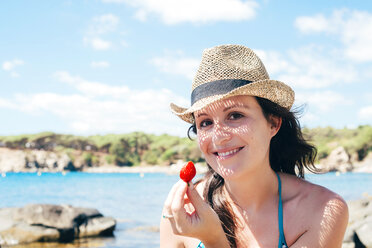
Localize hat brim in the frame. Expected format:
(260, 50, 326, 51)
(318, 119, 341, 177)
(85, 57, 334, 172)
(170, 79, 295, 123)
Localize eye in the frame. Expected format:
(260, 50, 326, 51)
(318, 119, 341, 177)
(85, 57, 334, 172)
(199, 119, 213, 128)
(228, 112, 244, 120)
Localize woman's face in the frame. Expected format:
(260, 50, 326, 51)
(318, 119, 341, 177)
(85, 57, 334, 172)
(194, 95, 280, 179)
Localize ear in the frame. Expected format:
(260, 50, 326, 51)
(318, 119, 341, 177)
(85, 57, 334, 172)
(269, 115, 282, 138)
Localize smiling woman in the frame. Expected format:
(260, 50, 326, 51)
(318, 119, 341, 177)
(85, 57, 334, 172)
(160, 45, 349, 248)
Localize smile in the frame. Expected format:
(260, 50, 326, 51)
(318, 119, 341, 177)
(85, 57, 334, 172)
(214, 147, 244, 159)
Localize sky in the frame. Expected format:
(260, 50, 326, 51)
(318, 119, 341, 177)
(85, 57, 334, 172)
(1, 0, 372, 137)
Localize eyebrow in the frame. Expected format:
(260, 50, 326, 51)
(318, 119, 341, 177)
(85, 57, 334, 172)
(195, 112, 207, 118)
(195, 104, 250, 118)
(223, 104, 250, 112)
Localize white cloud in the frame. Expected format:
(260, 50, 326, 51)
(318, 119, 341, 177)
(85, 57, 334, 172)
(296, 91, 351, 113)
(0, 71, 189, 135)
(54, 71, 129, 98)
(255, 50, 296, 75)
(2, 59, 24, 71)
(358, 106, 372, 120)
(88, 14, 119, 35)
(293, 91, 354, 127)
(257, 46, 358, 89)
(84, 14, 121, 51)
(150, 52, 199, 79)
(84, 37, 112, 50)
(299, 112, 319, 123)
(2, 59, 24, 77)
(295, 11, 341, 34)
(295, 9, 372, 62)
(102, 0, 258, 25)
(91, 61, 110, 68)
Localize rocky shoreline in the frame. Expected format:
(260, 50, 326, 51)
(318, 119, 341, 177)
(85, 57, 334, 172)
(0, 198, 371, 247)
(0, 204, 116, 246)
(0, 147, 371, 174)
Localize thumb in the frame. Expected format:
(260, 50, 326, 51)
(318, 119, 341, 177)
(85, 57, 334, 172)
(186, 183, 207, 211)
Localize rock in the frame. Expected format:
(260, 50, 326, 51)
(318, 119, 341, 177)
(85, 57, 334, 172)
(13, 204, 102, 229)
(319, 146, 353, 172)
(78, 216, 116, 237)
(0, 222, 59, 245)
(0, 148, 27, 172)
(342, 242, 355, 248)
(348, 198, 372, 223)
(0, 204, 116, 246)
(343, 197, 372, 248)
(355, 218, 372, 247)
(0, 148, 77, 172)
(353, 152, 372, 173)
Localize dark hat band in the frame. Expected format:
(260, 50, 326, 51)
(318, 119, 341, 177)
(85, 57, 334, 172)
(191, 79, 253, 105)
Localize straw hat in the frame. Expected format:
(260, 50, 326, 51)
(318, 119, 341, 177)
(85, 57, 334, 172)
(170, 44, 295, 123)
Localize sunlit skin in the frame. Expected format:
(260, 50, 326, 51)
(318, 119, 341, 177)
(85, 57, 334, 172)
(160, 95, 349, 248)
(194, 95, 279, 182)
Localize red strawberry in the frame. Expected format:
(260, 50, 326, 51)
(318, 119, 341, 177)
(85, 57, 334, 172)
(180, 161, 196, 183)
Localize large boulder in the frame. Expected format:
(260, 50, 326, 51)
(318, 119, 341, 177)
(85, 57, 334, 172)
(343, 197, 372, 248)
(0, 204, 116, 246)
(319, 146, 353, 172)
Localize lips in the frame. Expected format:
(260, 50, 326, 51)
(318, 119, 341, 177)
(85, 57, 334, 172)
(213, 147, 244, 159)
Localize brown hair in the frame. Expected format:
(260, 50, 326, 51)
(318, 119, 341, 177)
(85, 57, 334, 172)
(188, 96, 317, 247)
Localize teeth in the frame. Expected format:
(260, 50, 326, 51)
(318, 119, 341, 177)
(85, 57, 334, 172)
(217, 148, 240, 157)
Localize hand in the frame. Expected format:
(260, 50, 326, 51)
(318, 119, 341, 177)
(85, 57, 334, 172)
(162, 180, 230, 247)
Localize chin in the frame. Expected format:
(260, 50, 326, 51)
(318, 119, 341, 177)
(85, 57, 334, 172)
(213, 161, 242, 179)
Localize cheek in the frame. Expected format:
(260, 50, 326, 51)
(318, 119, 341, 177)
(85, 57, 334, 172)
(231, 123, 253, 140)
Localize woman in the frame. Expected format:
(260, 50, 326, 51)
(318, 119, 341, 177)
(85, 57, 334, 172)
(160, 45, 348, 248)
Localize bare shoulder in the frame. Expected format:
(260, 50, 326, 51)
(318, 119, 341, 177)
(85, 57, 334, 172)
(280, 173, 349, 247)
(281, 173, 347, 206)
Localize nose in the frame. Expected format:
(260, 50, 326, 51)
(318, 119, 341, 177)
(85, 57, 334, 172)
(212, 121, 232, 145)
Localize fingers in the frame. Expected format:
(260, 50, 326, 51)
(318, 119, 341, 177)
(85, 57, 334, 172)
(163, 180, 209, 236)
(186, 183, 207, 212)
(162, 180, 228, 244)
(171, 181, 189, 229)
(163, 180, 181, 215)
(163, 180, 190, 220)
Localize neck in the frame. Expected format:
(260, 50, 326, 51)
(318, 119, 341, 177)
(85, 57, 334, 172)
(223, 163, 278, 212)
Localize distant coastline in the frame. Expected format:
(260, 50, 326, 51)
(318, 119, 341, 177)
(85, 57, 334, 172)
(0, 127, 371, 174)
(0, 146, 371, 174)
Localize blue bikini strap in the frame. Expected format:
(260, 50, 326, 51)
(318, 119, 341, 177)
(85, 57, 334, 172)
(276, 172, 288, 248)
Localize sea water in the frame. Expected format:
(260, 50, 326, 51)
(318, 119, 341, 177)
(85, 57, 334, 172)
(0, 172, 371, 247)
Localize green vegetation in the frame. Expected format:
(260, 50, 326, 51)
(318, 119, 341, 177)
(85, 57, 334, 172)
(302, 125, 372, 161)
(0, 125, 371, 166)
(0, 131, 202, 166)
